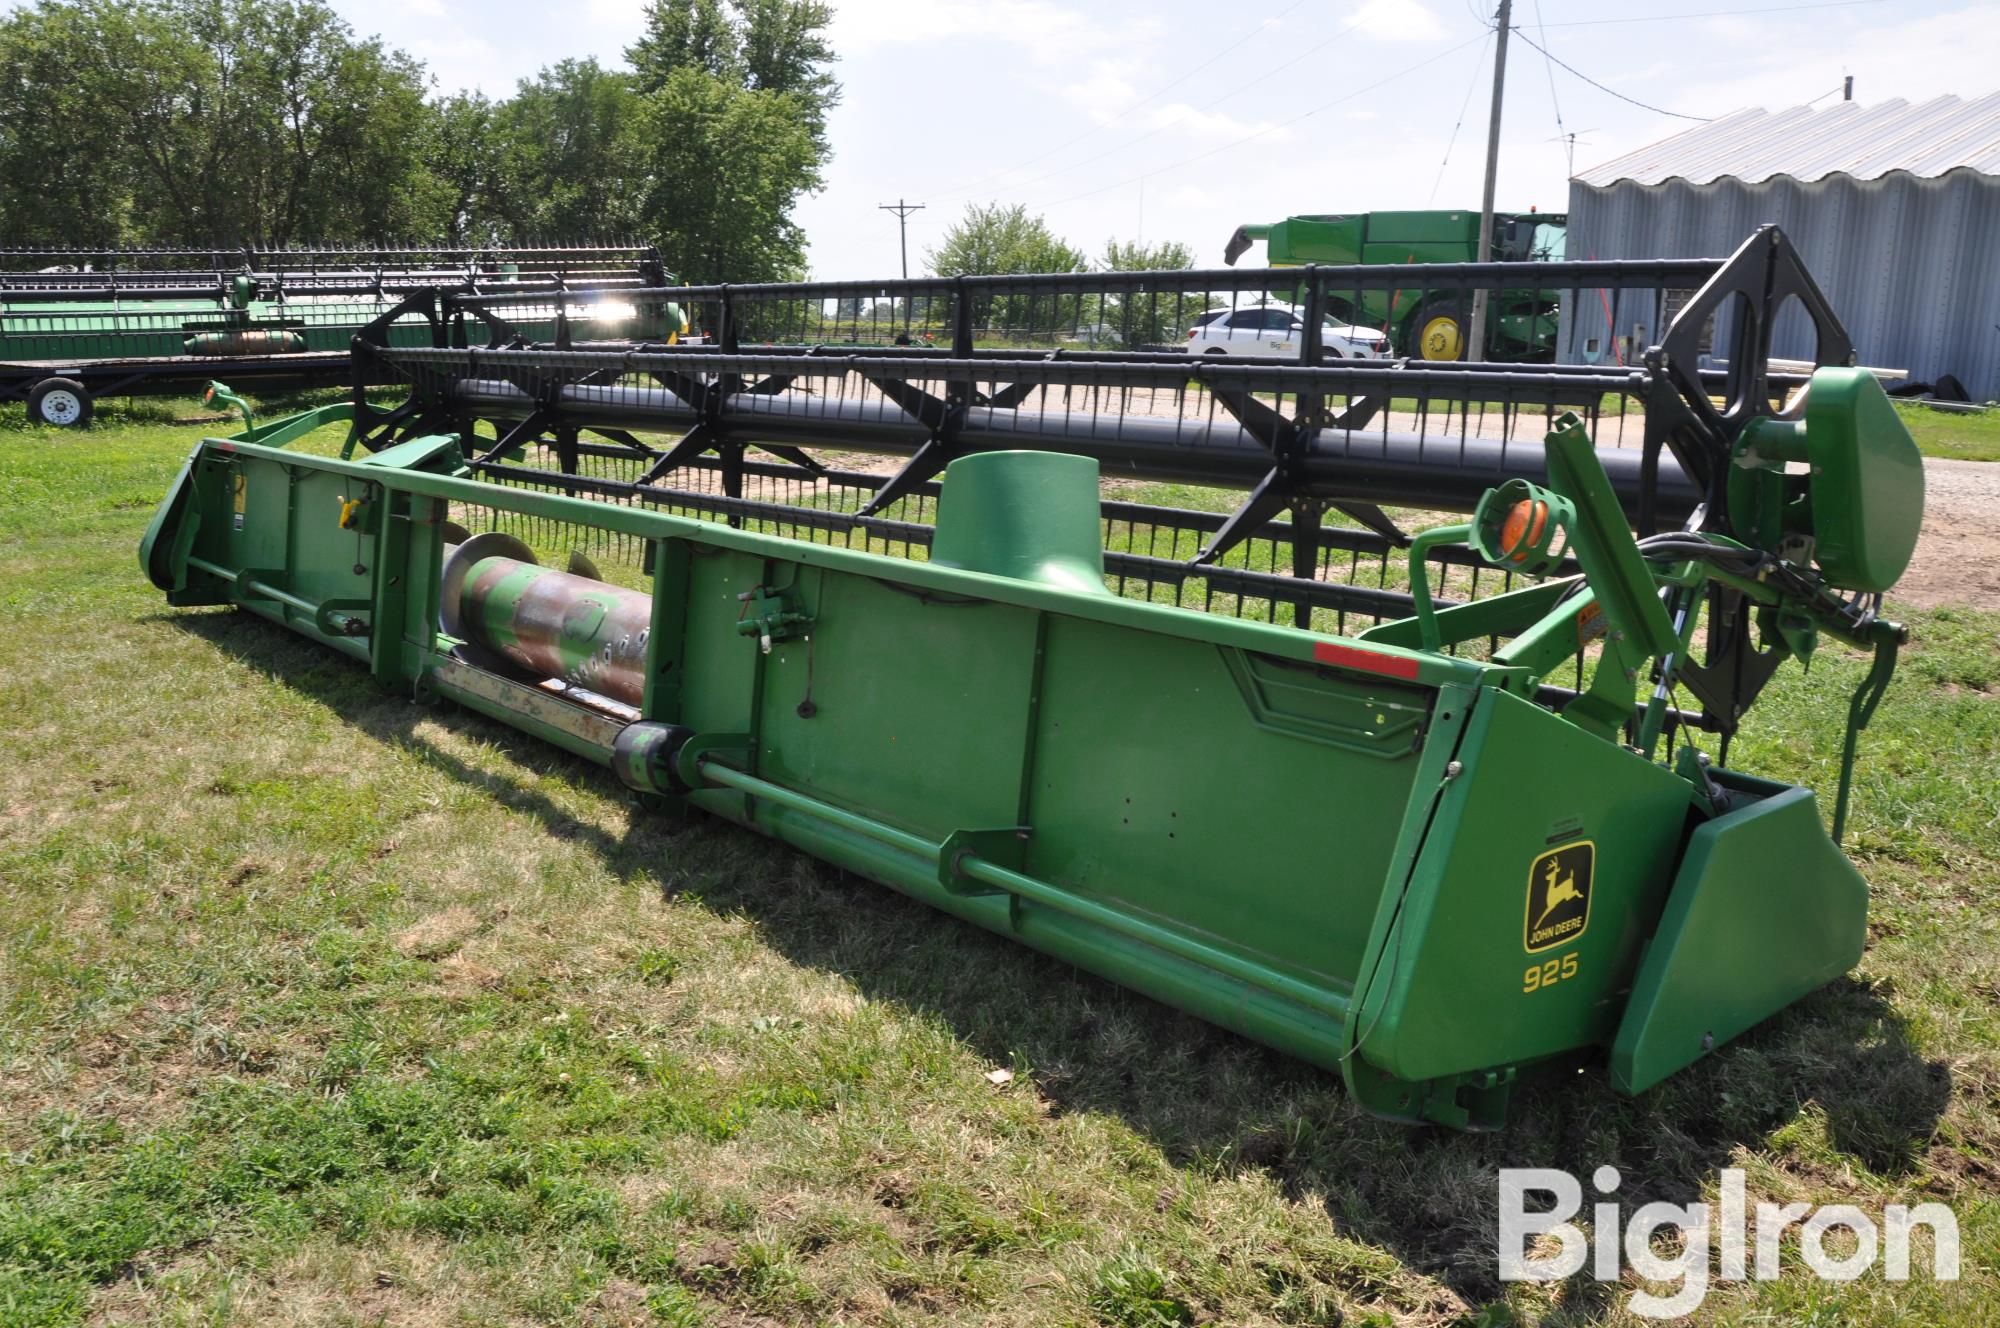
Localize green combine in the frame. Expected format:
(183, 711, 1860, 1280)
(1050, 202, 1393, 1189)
(140, 228, 1927, 1128)
(1224, 209, 1566, 361)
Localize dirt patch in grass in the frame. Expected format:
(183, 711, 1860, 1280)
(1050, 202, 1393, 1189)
(1893, 457, 2000, 612)
(395, 905, 484, 960)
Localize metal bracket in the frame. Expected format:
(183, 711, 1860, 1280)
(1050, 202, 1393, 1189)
(1198, 370, 1405, 592)
(853, 370, 967, 516)
(937, 827, 1031, 897)
(735, 585, 812, 654)
(678, 731, 755, 791)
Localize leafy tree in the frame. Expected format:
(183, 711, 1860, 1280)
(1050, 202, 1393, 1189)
(0, 4, 133, 244)
(0, 0, 840, 281)
(1101, 238, 1195, 272)
(733, 0, 838, 143)
(621, 0, 839, 282)
(487, 60, 643, 241)
(625, 66, 821, 284)
(628, 0, 742, 89)
(0, 0, 439, 245)
(1097, 237, 1203, 348)
(928, 203, 1087, 278)
(928, 204, 1088, 341)
(416, 92, 502, 246)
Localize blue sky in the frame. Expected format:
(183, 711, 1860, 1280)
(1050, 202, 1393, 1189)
(16, 0, 2000, 276)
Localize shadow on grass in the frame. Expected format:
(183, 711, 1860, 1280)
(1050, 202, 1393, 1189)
(162, 606, 1953, 1312)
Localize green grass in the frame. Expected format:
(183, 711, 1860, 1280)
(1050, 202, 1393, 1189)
(1892, 402, 2000, 463)
(1, 418, 1997, 1326)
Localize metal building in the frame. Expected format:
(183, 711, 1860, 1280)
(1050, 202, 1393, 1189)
(1561, 93, 2000, 400)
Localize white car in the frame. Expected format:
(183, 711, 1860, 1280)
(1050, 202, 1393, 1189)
(1183, 305, 1389, 359)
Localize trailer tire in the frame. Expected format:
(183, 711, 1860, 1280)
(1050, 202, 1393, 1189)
(27, 377, 93, 428)
(1406, 299, 1470, 362)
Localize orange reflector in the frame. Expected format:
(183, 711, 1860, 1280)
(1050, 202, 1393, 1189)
(1500, 498, 1548, 564)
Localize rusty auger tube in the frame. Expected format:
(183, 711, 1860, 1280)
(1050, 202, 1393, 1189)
(440, 534, 653, 706)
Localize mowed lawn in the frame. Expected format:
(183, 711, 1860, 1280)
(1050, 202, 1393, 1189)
(1, 418, 1997, 1328)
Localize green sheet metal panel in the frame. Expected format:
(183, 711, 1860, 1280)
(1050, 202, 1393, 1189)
(1610, 781, 1867, 1094)
(756, 581, 1042, 840)
(1023, 619, 1431, 997)
(671, 544, 764, 741)
(1802, 368, 1926, 593)
(1353, 685, 1691, 1087)
(223, 452, 375, 612)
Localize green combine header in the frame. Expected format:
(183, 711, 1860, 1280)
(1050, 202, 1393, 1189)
(2, 243, 684, 426)
(141, 227, 1925, 1128)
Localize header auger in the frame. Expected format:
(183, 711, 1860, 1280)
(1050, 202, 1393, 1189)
(142, 226, 1924, 1128)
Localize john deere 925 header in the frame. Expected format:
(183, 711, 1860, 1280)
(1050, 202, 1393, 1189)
(141, 227, 1923, 1128)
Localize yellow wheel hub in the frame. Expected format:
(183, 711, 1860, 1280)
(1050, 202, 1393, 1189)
(1418, 314, 1462, 360)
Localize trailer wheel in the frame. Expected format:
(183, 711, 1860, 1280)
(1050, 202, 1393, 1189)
(27, 378, 93, 428)
(1407, 299, 1469, 361)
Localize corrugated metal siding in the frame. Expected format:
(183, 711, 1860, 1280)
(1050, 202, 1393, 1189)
(1560, 172, 2000, 400)
(1574, 94, 2000, 187)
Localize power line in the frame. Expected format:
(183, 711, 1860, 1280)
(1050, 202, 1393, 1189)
(926, 0, 1310, 201)
(1529, 0, 1571, 172)
(1534, 0, 1884, 26)
(1429, 29, 1492, 205)
(1511, 29, 1711, 122)
(1036, 33, 1489, 212)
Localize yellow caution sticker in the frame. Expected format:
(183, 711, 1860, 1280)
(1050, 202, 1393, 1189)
(232, 473, 247, 530)
(1575, 600, 1607, 647)
(1524, 840, 1593, 953)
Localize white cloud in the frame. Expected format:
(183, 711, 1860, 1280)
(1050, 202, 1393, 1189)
(1143, 101, 1291, 142)
(1352, 0, 1448, 44)
(827, 0, 1125, 61)
(1638, 4, 2000, 127)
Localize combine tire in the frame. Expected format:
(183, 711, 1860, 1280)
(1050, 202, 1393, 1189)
(27, 377, 93, 428)
(1407, 299, 1470, 361)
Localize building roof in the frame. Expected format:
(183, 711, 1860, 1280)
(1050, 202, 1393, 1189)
(1572, 92, 2000, 188)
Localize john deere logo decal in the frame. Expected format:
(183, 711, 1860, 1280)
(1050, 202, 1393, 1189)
(1524, 841, 1593, 953)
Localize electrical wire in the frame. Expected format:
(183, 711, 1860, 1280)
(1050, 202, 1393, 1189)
(1529, 0, 1572, 173)
(1428, 29, 1492, 205)
(1036, 32, 1490, 212)
(1511, 29, 1711, 122)
(926, 0, 1311, 201)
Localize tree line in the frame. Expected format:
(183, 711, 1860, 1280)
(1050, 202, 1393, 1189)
(0, 0, 836, 284)
(0, 1, 1198, 286)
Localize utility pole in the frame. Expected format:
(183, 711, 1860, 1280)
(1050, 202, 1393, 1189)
(879, 199, 924, 279)
(1468, 0, 1511, 361)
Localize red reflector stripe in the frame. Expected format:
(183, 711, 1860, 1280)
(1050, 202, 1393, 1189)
(1312, 640, 1421, 680)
